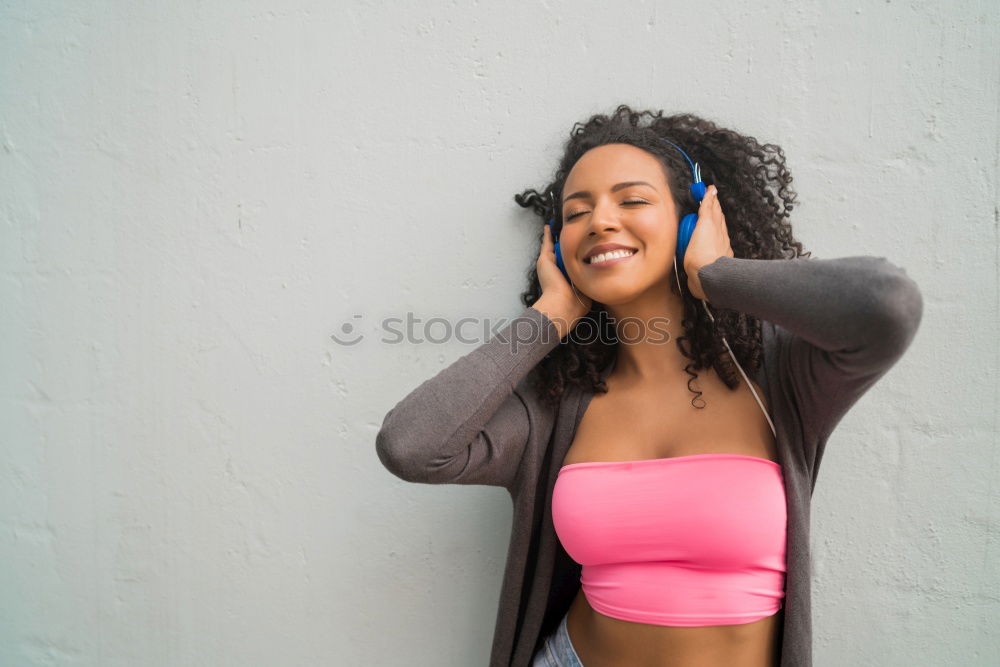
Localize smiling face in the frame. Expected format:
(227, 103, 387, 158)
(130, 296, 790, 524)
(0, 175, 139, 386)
(559, 143, 681, 305)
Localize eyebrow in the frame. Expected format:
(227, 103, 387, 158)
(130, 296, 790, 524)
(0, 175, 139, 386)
(562, 181, 657, 206)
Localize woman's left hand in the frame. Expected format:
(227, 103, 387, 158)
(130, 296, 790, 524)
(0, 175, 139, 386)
(683, 184, 735, 300)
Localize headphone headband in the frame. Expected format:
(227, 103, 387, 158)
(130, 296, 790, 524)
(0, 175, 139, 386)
(658, 138, 701, 182)
(657, 137, 706, 202)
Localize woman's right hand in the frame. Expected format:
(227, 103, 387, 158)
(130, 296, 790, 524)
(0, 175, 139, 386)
(532, 224, 593, 337)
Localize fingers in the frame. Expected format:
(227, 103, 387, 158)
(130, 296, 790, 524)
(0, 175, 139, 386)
(540, 224, 554, 263)
(699, 186, 723, 224)
(700, 185, 718, 209)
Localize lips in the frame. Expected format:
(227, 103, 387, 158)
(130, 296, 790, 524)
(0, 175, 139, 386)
(583, 243, 639, 262)
(585, 248, 638, 267)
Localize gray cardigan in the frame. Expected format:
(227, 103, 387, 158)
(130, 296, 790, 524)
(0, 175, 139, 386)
(376, 255, 924, 666)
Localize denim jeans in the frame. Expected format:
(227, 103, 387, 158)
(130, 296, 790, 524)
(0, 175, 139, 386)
(531, 607, 585, 666)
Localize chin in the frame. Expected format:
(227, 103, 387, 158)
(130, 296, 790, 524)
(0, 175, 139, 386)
(577, 283, 643, 307)
(578, 271, 675, 306)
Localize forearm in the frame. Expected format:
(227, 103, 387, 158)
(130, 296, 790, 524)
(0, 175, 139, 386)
(696, 255, 924, 360)
(375, 304, 562, 485)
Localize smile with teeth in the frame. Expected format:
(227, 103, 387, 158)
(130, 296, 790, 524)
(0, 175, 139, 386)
(586, 248, 637, 266)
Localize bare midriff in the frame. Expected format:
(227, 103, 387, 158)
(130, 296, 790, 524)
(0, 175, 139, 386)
(566, 590, 782, 667)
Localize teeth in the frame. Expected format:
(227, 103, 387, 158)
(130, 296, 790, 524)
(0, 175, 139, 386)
(588, 248, 636, 265)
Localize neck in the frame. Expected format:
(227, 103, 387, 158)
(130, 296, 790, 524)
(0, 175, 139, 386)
(602, 275, 693, 383)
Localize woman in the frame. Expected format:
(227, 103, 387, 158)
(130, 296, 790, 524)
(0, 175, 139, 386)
(376, 105, 923, 667)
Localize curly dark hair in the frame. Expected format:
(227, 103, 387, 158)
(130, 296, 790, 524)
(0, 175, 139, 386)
(513, 104, 812, 410)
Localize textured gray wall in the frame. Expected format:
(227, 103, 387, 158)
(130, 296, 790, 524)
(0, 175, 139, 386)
(1, 1, 996, 665)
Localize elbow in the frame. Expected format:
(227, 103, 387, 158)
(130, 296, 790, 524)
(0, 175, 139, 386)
(375, 409, 420, 482)
(868, 259, 924, 362)
(376, 429, 417, 482)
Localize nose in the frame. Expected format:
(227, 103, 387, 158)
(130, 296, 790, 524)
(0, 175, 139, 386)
(586, 199, 623, 236)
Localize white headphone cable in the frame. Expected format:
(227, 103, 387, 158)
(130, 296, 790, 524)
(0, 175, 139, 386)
(673, 254, 777, 438)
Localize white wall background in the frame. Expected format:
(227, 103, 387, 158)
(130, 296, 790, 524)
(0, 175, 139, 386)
(1, 1, 996, 665)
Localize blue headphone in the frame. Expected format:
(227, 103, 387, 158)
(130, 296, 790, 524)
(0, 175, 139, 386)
(547, 139, 707, 286)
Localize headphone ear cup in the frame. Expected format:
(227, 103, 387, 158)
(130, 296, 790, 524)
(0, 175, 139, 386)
(547, 219, 572, 284)
(554, 240, 570, 283)
(676, 213, 698, 265)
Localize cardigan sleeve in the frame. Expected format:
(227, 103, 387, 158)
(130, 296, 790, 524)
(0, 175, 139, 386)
(696, 255, 924, 441)
(375, 304, 562, 490)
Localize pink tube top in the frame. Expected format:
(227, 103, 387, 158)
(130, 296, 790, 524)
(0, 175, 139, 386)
(552, 453, 787, 627)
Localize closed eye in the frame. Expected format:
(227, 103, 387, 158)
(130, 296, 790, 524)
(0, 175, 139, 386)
(565, 199, 649, 221)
